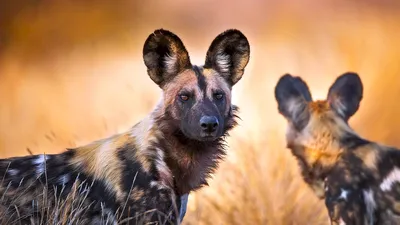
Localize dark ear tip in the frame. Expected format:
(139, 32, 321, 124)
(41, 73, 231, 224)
(220, 29, 246, 37)
(275, 73, 312, 100)
(217, 29, 250, 47)
(282, 73, 294, 78)
(337, 71, 363, 88)
(278, 74, 309, 85)
(292, 76, 313, 101)
(291, 76, 308, 86)
(277, 74, 295, 83)
(275, 74, 294, 93)
(152, 29, 176, 37)
(143, 29, 184, 56)
(292, 75, 304, 80)
(145, 29, 178, 42)
(339, 72, 361, 81)
(341, 71, 359, 77)
(204, 29, 250, 72)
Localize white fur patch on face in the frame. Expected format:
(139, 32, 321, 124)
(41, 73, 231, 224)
(380, 167, 400, 191)
(363, 188, 376, 225)
(7, 169, 18, 176)
(338, 188, 349, 201)
(338, 218, 346, 225)
(215, 53, 230, 73)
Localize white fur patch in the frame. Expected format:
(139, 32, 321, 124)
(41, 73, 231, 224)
(58, 174, 71, 185)
(155, 147, 172, 185)
(338, 218, 346, 225)
(33, 154, 49, 176)
(96, 140, 112, 171)
(284, 97, 309, 133)
(324, 177, 329, 192)
(7, 169, 18, 176)
(164, 53, 177, 74)
(130, 115, 155, 147)
(338, 188, 349, 200)
(92, 139, 123, 196)
(32, 154, 50, 165)
(380, 167, 400, 191)
(363, 188, 376, 225)
(332, 98, 347, 118)
(36, 165, 45, 175)
(150, 181, 167, 190)
(215, 53, 231, 73)
(287, 97, 304, 114)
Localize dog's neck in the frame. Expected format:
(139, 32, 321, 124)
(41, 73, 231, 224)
(135, 102, 238, 195)
(158, 130, 226, 195)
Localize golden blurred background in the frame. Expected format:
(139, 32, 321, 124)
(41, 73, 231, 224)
(1, 0, 400, 224)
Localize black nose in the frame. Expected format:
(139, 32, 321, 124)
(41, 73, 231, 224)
(200, 116, 219, 133)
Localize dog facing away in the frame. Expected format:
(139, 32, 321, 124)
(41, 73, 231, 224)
(275, 72, 400, 225)
(0, 29, 250, 225)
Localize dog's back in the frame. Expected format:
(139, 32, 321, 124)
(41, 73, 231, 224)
(0, 143, 179, 225)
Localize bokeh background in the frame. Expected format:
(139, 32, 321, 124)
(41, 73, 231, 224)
(1, 0, 400, 224)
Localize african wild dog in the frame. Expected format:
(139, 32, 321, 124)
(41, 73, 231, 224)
(0, 29, 250, 224)
(275, 72, 400, 225)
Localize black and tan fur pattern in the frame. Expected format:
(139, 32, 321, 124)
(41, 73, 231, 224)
(275, 72, 400, 225)
(0, 29, 250, 224)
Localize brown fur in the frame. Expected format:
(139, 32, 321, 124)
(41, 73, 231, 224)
(0, 28, 250, 224)
(275, 72, 400, 224)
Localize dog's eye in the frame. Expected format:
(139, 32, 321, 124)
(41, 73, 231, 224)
(179, 94, 190, 101)
(214, 93, 224, 100)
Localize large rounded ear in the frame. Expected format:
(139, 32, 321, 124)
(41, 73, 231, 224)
(204, 29, 250, 86)
(143, 29, 192, 88)
(327, 72, 363, 122)
(275, 74, 313, 130)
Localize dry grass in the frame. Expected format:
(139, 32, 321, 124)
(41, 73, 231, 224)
(1, 0, 400, 224)
(0, 178, 103, 225)
(184, 136, 327, 225)
(0, 158, 181, 225)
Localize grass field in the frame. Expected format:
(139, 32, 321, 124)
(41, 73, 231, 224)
(1, 0, 400, 224)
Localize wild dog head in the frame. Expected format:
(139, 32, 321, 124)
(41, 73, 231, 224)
(143, 29, 250, 141)
(274, 72, 363, 188)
